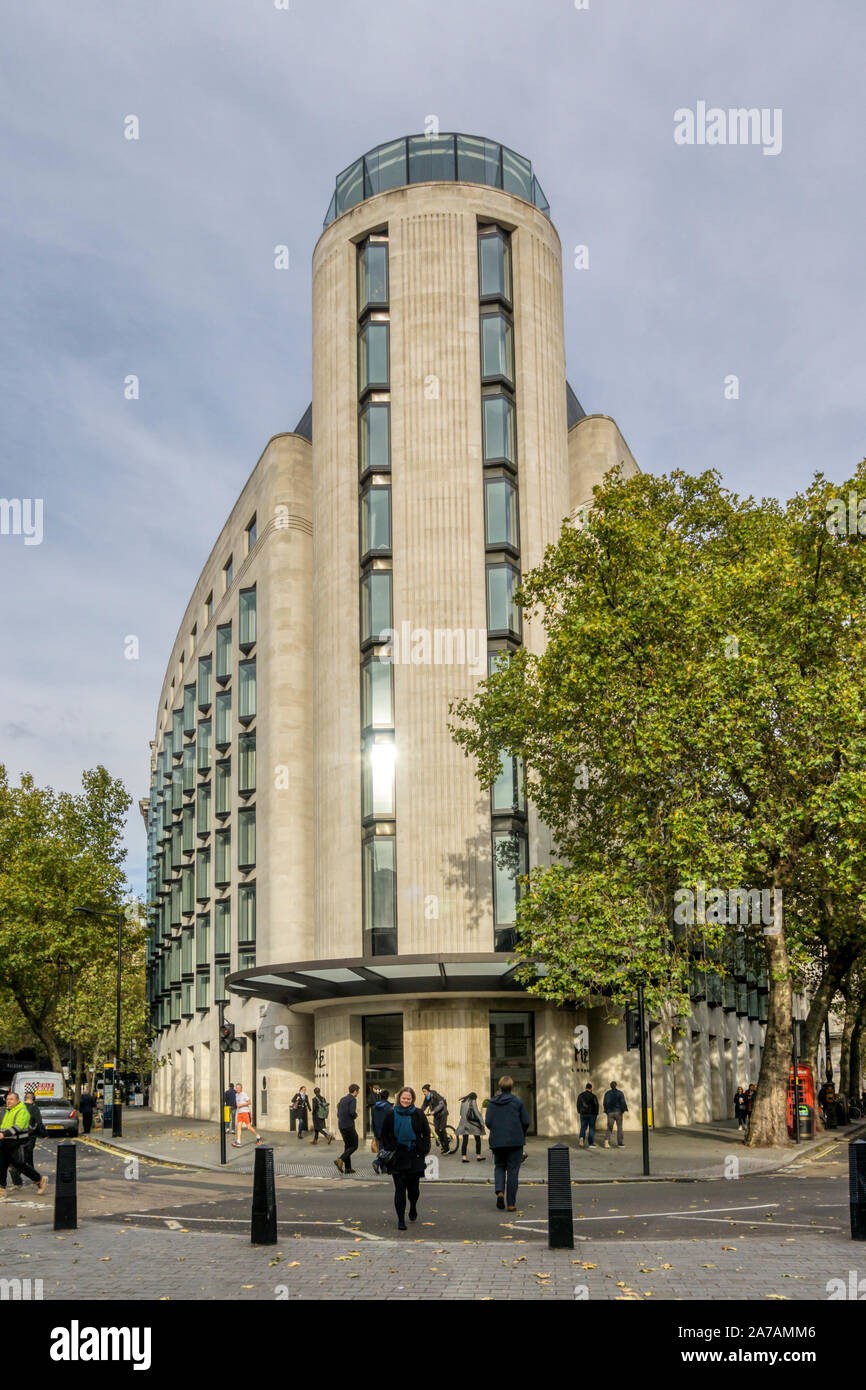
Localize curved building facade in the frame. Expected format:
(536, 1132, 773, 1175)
(146, 135, 767, 1135)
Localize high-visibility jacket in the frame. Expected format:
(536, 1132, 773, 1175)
(1, 1102, 31, 1135)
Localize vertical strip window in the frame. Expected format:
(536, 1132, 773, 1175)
(215, 690, 232, 748)
(359, 402, 390, 477)
(357, 238, 389, 315)
(197, 655, 212, 708)
(216, 624, 232, 683)
(238, 733, 256, 794)
(238, 660, 256, 723)
(215, 900, 231, 957)
(238, 807, 256, 869)
(239, 587, 257, 649)
(363, 835, 397, 956)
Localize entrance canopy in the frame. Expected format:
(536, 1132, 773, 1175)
(226, 953, 526, 1010)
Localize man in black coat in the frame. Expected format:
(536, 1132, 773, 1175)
(79, 1088, 96, 1135)
(485, 1076, 530, 1212)
(576, 1082, 599, 1148)
(602, 1081, 628, 1147)
(223, 1083, 236, 1135)
(335, 1084, 360, 1174)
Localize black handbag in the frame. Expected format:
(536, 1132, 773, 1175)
(373, 1147, 396, 1174)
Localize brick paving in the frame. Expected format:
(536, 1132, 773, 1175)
(0, 1221, 857, 1300)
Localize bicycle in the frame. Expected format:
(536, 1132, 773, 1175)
(433, 1123, 459, 1155)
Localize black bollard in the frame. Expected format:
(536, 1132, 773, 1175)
(54, 1142, 77, 1231)
(548, 1143, 574, 1249)
(112, 1101, 123, 1139)
(850, 1138, 866, 1241)
(251, 1144, 277, 1245)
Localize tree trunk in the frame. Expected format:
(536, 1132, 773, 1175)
(839, 982, 855, 1097)
(73, 1044, 83, 1110)
(848, 995, 866, 1101)
(746, 922, 793, 1147)
(803, 946, 852, 1075)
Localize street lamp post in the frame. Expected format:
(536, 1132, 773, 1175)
(72, 906, 125, 1138)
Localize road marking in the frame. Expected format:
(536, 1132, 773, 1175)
(127, 1213, 346, 1227)
(514, 1202, 780, 1226)
(336, 1225, 384, 1241)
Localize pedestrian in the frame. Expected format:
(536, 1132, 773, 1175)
(0, 1092, 48, 1197)
(576, 1082, 599, 1148)
(79, 1087, 96, 1135)
(421, 1083, 451, 1153)
(224, 1082, 237, 1135)
(371, 1089, 394, 1153)
(311, 1087, 334, 1144)
(456, 1091, 486, 1162)
(602, 1080, 628, 1148)
(334, 1083, 360, 1174)
(485, 1076, 530, 1212)
(10, 1086, 46, 1190)
(734, 1085, 749, 1130)
(231, 1082, 263, 1147)
(291, 1085, 311, 1141)
(380, 1086, 431, 1230)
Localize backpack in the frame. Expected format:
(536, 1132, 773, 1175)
(316, 1097, 330, 1120)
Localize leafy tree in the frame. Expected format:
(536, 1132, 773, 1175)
(0, 766, 132, 1073)
(452, 464, 866, 1147)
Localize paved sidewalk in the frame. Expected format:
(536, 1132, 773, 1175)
(83, 1108, 842, 1183)
(0, 1221, 855, 1300)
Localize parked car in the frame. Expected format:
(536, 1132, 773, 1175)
(10, 1069, 79, 1138)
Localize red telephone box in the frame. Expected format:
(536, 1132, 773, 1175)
(787, 1062, 815, 1138)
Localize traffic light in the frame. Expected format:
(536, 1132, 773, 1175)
(626, 1007, 641, 1051)
(219, 1022, 235, 1054)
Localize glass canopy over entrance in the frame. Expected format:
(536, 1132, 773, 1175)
(226, 953, 526, 1009)
(324, 134, 550, 228)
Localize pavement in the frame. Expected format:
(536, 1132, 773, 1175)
(0, 1221, 856, 1300)
(82, 1107, 846, 1182)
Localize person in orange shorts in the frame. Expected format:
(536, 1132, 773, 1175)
(231, 1082, 263, 1147)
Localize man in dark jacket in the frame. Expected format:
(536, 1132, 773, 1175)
(421, 1084, 450, 1153)
(79, 1088, 96, 1135)
(484, 1076, 530, 1212)
(576, 1082, 599, 1148)
(335, 1084, 360, 1174)
(224, 1083, 236, 1135)
(372, 1090, 394, 1150)
(602, 1081, 628, 1148)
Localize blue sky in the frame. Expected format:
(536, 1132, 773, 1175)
(1, 0, 863, 895)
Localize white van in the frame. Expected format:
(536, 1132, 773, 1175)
(11, 1070, 65, 1102)
(10, 1070, 78, 1137)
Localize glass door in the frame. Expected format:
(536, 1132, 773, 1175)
(363, 1013, 404, 1136)
(489, 1010, 536, 1134)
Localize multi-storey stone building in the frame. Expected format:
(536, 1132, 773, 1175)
(144, 134, 768, 1135)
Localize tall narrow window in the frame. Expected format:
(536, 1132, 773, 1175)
(486, 562, 521, 638)
(484, 475, 520, 551)
(223, 556, 233, 591)
(238, 808, 256, 869)
(205, 592, 214, 623)
(491, 754, 526, 815)
(480, 312, 514, 386)
(172, 708, 184, 754)
(182, 743, 196, 794)
(493, 829, 528, 946)
(360, 484, 392, 558)
(216, 624, 232, 683)
(171, 767, 183, 813)
(359, 402, 390, 476)
(182, 803, 195, 853)
(198, 655, 212, 708)
(215, 962, 229, 1002)
(215, 690, 232, 747)
(361, 656, 394, 732)
(478, 228, 512, 304)
(362, 737, 396, 821)
(214, 829, 231, 886)
(196, 972, 211, 1011)
(238, 660, 256, 723)
(246, 514, 257, 552)
(215, 758, 231, 817)
(196, 782, 211, 836)
(239, 587, 256, 649)
(215, 900, 231, 957)
(363, 835, 397, 955)
(238, 883, 256, 952)
(196, 912, 210, 966)
(197, 718, 212, 773)
(360, 571, 392, 645)
(196, 847, 210, 901)
(358, 321, 390, 395)
(238, 732, 256, 794)
(357, 239, 389, 315)
(482, 393, 517, 468)
(183, 683, 196, 734)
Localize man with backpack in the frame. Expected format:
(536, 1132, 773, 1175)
(311, 1087, 334, 1144)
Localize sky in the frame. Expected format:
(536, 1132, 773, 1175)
(1, 0, 863, 897)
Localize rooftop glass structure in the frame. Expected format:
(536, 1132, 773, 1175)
(324, 133, 550, 227)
